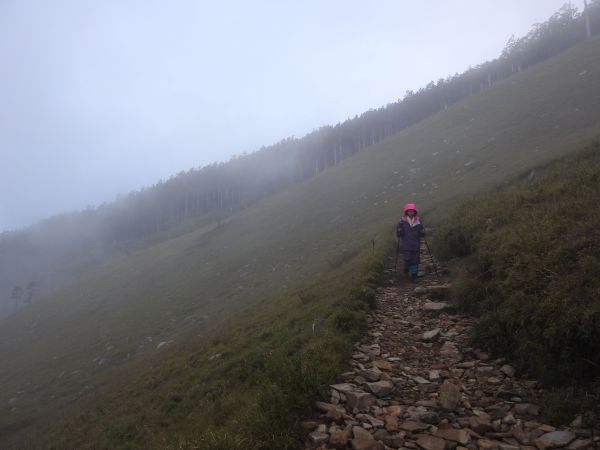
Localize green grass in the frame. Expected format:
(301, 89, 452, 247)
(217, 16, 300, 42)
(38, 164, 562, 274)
(433, 142, 600, 385)
(1, 36, 600, 448)
(41, 251, 380, 449)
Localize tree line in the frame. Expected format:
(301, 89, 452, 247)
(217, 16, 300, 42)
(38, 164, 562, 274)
(78, 2, 600, 243)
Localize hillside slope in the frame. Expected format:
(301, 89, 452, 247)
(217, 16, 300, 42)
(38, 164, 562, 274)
(1, 37, 600, 448)
(434, 145, 600, 385)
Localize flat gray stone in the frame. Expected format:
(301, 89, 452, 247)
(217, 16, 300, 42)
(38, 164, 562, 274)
(422, 328, 441, 341)
(422, 301, 452, 311)
(535, 431, 576, 450)
(366, 380, 394, 397)
(330, 383, 356, 393)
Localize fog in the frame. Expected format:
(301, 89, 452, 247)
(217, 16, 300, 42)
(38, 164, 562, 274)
(0, 0, 569, 231)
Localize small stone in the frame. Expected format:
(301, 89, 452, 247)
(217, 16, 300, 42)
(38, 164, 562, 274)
(439, 380, 461, 410)
(383, 405, 404, 416)
(415, 411, 440, 425)
(440, 342, 462, 361)
(373, 360, 393, 371)
(570, 415, 583, 428)
(356, 413, 384, 428)
(567, 439, 594, 450)
(429, 370, 441, 381)
(502, 413, 516, 425)
(413, 375, 431, 384)
(383, 433, 405, 448)
(435, 428, 471, 445)
(384, 415, 400, 432)
(513, 403, 540, 416)
(351, 426, 385, 450)
(477, 439, 501, 449)
(362, 369, 382, 382)
(366, 380, 394, 397)
(331, 389, 341, 404)
(330, 383, 356, 393)
(457, 361, 476, 369)
(353, 426, 374, 440)
(469, 415, 492, 434)
(301, 420, 320, 429)
(416, 400, 438, 408)
(330, 429, 350, 449)
(416, 434, 447, 450)
(315, 401, 345, 420)
(373, 428, 390, 440)
(423, 302, 452, 312)
(498, 444, 519, 450)
(422, 328, 441, 341)
(524, 420, 542, 431)
(534, 431, 576, 450)
(400, 421, 431, 433)
(512, 427, 535, 445)
(309, 430, 329, 445)
(500, 365, 515, 377)
(346, 391, 377, 411)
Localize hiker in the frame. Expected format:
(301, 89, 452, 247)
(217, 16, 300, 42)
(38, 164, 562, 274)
(396, 203, 425, 282)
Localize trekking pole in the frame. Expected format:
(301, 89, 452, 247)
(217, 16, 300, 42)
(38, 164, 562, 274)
(423, 236, 440, 280)
(394, 239, 400, 272)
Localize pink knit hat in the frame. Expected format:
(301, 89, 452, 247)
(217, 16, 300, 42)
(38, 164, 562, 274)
(403, 203, 418, 213)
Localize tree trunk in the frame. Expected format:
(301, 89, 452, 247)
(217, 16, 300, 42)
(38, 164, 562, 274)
(585, 0, 592, 38)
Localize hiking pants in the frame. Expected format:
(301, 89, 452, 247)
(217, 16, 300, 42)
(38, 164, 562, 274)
(403, 250, 420, 276)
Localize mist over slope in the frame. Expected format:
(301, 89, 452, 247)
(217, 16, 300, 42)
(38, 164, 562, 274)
(2, 1, 600, 321)
(0, 35, 599, 448)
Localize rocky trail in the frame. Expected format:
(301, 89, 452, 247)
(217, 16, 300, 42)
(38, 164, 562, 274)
(302, 249, 599, 450)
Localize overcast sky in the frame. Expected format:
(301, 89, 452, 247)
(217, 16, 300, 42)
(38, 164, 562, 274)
(0, 0, 573, 232)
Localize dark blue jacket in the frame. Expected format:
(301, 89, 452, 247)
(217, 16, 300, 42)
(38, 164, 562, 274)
(396, 217, 425, 251)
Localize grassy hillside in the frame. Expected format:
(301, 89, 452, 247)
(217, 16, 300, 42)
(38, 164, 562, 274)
(433, 143, 600, 420)
(434, 143, 600, 380)
(1, 36, 600, 448)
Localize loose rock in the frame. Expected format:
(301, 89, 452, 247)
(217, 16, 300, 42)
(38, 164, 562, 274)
(416, 434, 447, 450)
(535, 430, 576, 450)
(439, 380, 461, 410)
